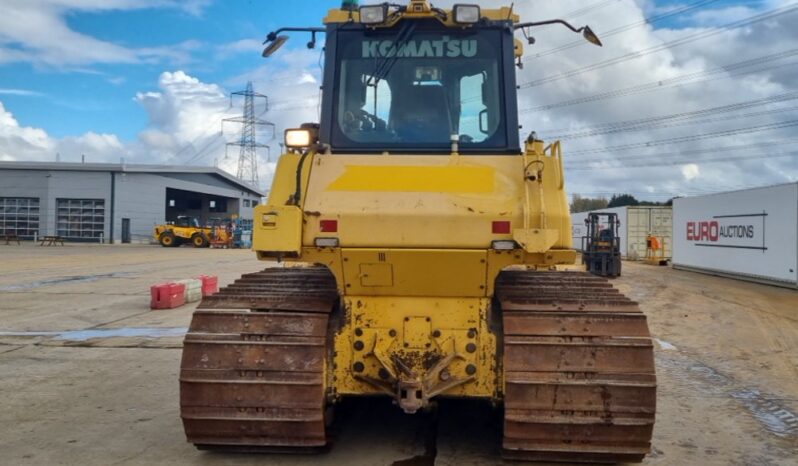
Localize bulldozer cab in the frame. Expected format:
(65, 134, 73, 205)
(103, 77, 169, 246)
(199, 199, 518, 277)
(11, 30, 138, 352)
(323, 20, 519, 153)
(321, 20, 520, 153)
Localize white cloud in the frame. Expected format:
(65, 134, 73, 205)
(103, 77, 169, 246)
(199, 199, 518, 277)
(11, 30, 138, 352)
(0, 0, 211, 67)
(0, 70, 280, 187)
(681, 163, 700, 180)
(0, 101, 55, 160)
(0, 89, 45, 97)
(2, 1, 798, 198)
(471, 0, 798, 199)
(133, 71, 236, 160)
(0, 101, 131, 163)
(688, 6, 759, 26)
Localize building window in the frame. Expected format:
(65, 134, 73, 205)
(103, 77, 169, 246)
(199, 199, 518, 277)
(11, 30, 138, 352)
(0, 197, 40, 239)
(243, 199, 251, 208)
(252, 200, 259, 207)
(56, 199, 105, 241)
(209, 198, 227, 213)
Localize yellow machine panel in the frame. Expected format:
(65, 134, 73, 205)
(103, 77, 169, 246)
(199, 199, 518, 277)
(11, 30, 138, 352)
(341, 249, 488, 297)
(331, 296, 497, 412)
(299, 154, 561, 250)
(253, 205, 303, 256)
(327, 165, 495, 193)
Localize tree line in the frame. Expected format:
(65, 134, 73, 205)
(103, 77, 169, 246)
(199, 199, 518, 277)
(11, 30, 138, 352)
(570, 194, 674, 213)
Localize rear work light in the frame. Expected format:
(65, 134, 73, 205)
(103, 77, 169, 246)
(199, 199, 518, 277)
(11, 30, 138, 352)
(453, 4, 481, 24)
(491, 240, 517, 251)
(320, 219, 338, 233)
(492, 221, 511, 234)
(360, 5, 387, 25)
(315, 238, 340, 248)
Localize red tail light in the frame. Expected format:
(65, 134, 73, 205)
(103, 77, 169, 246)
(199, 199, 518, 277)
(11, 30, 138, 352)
(320, 219, 338, 233)
(492, 221, 511, 234)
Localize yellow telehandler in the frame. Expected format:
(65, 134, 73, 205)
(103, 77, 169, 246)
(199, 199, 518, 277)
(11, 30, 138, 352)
(153, 216, 211, 248)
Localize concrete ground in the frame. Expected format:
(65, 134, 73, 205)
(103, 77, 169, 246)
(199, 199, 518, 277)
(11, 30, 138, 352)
(0, 244, 796, 466)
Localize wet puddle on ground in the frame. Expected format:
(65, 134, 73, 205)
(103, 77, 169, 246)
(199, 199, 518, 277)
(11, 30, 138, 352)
(0, 327, 187, 341)
(0, 272, 135, 292)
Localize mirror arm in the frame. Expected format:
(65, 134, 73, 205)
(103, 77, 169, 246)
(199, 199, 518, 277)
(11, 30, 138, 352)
(514, 19, 602, 47)
(514, 19, 580, 33)
(263, 27, 326, 44)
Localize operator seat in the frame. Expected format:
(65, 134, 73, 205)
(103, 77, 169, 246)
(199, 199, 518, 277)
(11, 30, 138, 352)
(392, 85, 452, 143)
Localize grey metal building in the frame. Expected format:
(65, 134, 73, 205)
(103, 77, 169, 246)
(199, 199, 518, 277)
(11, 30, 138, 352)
(0, 162, 265, 243)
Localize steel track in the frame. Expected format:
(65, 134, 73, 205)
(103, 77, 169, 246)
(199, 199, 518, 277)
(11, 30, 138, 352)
(180, 267, 338, 451)
(180, 267, 656, 462)
(497, 270, 657, 463)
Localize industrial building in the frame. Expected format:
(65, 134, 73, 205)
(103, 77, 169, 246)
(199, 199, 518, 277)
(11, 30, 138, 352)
(672, 182, 798, 289)
(571, 206, 673, 260)
(0, 161, 265, 243)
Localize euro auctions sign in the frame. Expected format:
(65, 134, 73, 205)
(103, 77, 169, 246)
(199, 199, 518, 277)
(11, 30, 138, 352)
(686, 213, 767, 251)
(673, 184, 798, 287)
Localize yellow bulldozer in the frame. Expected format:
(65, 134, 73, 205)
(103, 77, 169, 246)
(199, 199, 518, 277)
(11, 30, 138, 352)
(179, 1, 656, 462)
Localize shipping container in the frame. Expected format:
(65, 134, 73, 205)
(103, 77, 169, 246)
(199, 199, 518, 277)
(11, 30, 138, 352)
(672, 183, 798, 289)
(571, 206, 673, 260)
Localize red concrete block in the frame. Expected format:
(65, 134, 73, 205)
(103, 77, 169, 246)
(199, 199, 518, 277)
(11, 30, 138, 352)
(150, 282, 186, 310)
(197, 275, 219, 297)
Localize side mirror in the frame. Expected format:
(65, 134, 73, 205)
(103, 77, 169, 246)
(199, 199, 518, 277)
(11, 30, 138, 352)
(262, 35, 289, 57)
(582, 26, 603, 47)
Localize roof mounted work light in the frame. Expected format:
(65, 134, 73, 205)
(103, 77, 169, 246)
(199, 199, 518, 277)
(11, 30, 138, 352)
(453, 4, 480, 24)
(285, 129, 312, 149)
(360, 4, 388, 25)
(284, 123, 320, 150)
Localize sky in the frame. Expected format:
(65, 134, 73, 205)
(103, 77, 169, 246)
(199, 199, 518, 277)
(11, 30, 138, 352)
(0, 0, 796, 200)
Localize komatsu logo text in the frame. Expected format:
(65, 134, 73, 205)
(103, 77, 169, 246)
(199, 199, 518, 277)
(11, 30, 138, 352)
(362, 37, 478, 58)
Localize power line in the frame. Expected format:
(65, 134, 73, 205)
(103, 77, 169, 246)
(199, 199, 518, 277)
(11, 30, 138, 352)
(568, 119, 798, 155)
(183, 133, 226, 165)
(517, 2, 798, 89)
(541, 92, 798, 139)
(165, 118, 225, 164)
(569, 137, 798, 164)
(525, 0, 723, 61)
(552, 106, 798, 140)
(567, 182, 783, 198)
(566, 151, 798, 170)
(561, 0, 622, 19)
(520, 47, 798, 113)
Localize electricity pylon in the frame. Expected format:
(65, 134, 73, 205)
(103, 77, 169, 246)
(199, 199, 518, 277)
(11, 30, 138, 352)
(222, 82, 274, 187)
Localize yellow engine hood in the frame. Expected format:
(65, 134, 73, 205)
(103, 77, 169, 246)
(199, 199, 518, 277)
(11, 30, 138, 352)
(302, 154, 525, 249)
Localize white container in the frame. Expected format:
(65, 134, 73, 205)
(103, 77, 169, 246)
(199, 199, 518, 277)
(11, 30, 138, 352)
(672, 183, 798, 289)
(571, 206, 673, 260)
